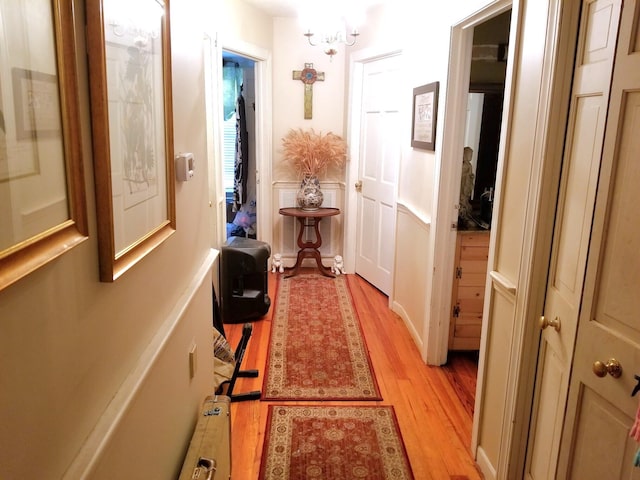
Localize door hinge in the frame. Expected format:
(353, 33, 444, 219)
(453, 304, 460, 318)
(455, 266, 463, 279)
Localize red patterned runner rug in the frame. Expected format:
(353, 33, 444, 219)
(262, 274, 382, 401)
(259, 405, 414, 480)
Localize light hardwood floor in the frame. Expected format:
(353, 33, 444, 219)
(223, 272, 483, 479)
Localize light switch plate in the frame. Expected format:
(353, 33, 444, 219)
(189, 344, 197, 378)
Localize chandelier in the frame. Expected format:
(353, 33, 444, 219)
(299, 3, 364, 58)
(303, 27, 360, 58)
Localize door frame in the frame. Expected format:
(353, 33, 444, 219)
(435, 0, 521, 467)
(430, 1, 515, 366)
(205, 35, 273, 249)
(345, 46, 403, 305)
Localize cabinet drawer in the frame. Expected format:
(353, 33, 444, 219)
(450, 336, 481, 350)
(459, 232, 490, 247)
(449, 231, 490, 351)
(459, 258, 488, 274)
(459, 245, 489, 261)
(455, 323, 482, 338)
(457, 285, 485, 300)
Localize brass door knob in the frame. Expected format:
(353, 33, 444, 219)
(593, 358, 622, 378)
(539, 315, 561, 332)
(355, 180, 363, 192)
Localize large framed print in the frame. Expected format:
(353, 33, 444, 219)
(86, 0, 175, 282)
(0, 0, 88, 292)
(411, 82, 439, 151)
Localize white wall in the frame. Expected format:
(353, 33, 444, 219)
(392, 206, 430, 349)
(218, 0, 273, 49)
(272, 16, 347, 182)
(269, 16, 348, 261)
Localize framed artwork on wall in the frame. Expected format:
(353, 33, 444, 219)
(86, 0, 175, 282)
(0, 0, 88, 291)
(411, 81, 439, 151)
(11, 68, 62, 140)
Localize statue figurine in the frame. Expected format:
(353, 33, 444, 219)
(459, 147, 475, 226)
(271, 253, 284, 273)
(331, 255, 346, 275)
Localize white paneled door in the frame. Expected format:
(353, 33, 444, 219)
(556, 0, 640, 477)
(355, 55, 401, 295)
(525, 0, 640, 478)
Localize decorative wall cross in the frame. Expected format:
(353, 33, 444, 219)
(292, 63, 325, 119)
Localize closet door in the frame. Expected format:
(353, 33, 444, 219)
(523, 0, 622, 478)
(556, 0, 640, 477)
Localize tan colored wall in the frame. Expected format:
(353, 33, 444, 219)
(0, 1, 272, 478)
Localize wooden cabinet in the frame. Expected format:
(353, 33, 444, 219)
(448, 231, 490, 351)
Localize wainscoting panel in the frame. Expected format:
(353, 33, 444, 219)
(273, 182, 344, 265)
(476, 274, 517, 479)
(391, 204, 431, 351)
(63, 250, 218, 480)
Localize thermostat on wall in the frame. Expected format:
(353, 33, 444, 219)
(175, 153, 194, 181)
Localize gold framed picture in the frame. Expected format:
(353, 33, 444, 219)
(0, 0, 88, 291)
(86, 0, 176, 282)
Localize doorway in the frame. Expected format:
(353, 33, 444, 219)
(345, 48, 402, 298)
(203, 36, 272, 250)
(448, 11, 511, 354)
(425, 0, 514, 367)
(221, 51, 257, 240)
(353, 54, 402, 296)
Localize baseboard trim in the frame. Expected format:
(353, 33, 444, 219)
(476, 446, 497, 480)
(391, 300, 424, 353)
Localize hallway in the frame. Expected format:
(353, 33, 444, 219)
(224, 272, 481, 479)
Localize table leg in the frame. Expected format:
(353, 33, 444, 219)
(283, 215, 335, 278)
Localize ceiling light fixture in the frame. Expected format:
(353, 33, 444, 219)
(299, 3, 364, 59)
(303, 27, 360, 58)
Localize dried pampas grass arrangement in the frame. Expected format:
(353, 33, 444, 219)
(282, 128, 347, 178)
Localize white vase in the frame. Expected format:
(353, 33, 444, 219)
(296, 175, 324, 210)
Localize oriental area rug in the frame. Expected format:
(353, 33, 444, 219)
(262, 274, 382, 401)
(258, 405, 414, 480)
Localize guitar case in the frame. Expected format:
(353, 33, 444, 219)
(178, 395, 231, 480)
